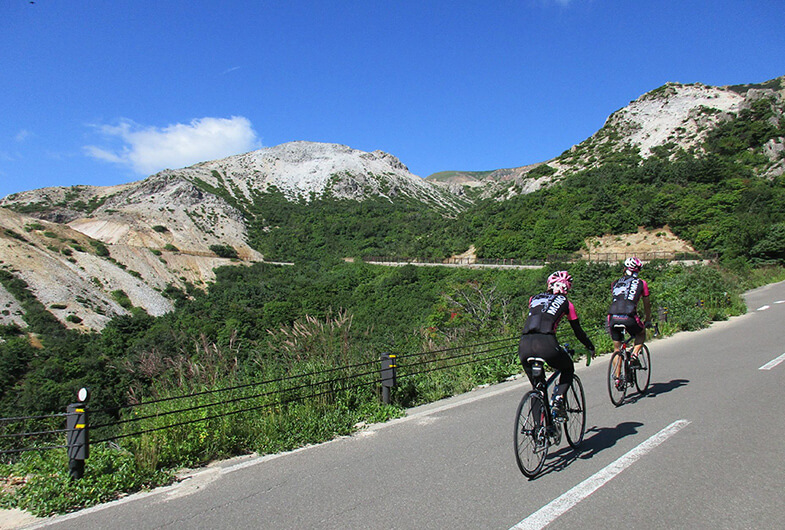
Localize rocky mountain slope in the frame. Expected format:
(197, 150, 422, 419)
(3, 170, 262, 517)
(1, 76, 782, 332)
(0, 142, 464, 331)
(428, 76, 785, 193)
(182, 141, 467, 211)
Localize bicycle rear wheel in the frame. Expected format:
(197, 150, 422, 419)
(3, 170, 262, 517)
(514, 391, 549, 478)
(564, 375, 586, 448)
(607, 351, 627, 407)
(634, 344, 651, 394)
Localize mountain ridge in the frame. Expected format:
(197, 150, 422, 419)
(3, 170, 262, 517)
(1, 75, 783, 331)
(426, 76, 785, 192)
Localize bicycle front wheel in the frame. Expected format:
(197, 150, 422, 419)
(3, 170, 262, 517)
(564, 375, 586, 448)
(634, 344, 651, 394)
(514, 391, 549, 478)
(607, 351, 627, 407)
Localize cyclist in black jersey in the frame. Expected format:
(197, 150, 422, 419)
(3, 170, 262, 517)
(518, 271, 595, 418)
(607, 256, 652, 365)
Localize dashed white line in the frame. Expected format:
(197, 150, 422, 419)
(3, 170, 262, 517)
(510, 419, 691, 530)
(760, 353, 785, 371)
(757, 305, 771, 311)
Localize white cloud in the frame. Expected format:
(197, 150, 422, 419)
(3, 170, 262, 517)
(85, 116, 261, 175)
(15, 130, 32, 142)
(222, 66, 242, 75)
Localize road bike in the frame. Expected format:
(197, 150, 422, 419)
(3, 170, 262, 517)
(607, 323, 658, 406)
(514, 347, 586, 478)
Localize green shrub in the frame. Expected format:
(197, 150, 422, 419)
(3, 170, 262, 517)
(111, 290, 133, 309)
(0, 445, 172, 517)
(89, 240, 110, 257)
(209, 244, 239, 259)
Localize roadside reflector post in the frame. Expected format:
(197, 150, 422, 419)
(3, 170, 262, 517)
(66, 387, 90, 480)
(380, 353, 397, 404)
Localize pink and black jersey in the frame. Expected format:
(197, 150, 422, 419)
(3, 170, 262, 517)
(522, 292, 579, 335)
(608, 274, 649, 316)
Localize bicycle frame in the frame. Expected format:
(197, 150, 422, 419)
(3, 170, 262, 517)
(515, 353, 586, 477)
(527, 358, 562, 434)
(608, 323, 657, 406)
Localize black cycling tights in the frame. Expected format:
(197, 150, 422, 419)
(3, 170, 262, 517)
(518, 333, 574, 398)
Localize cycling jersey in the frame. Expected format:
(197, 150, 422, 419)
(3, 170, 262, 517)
(608, 274, 649, 316)
(522, 293, 578, 335)
(519, 291, 594, 399)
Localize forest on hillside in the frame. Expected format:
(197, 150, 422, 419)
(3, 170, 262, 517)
(245, 94, 785, 264)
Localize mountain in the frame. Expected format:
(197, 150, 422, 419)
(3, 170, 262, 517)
(1, 76, 783, 332)
(427, 76, 785, 194)
(182, 141, 466, 211)
(0, 142, 465, 331)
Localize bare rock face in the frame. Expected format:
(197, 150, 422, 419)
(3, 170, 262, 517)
(0, 207, 174, 330)
(428, 76, 785, 196)
(0, 141, 464, 331)
(176, 141, 464, 212)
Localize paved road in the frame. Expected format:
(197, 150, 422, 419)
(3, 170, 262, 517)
(28, 282, 785, 529)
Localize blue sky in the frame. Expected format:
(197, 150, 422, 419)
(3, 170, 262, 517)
(1, 0, 783, 199)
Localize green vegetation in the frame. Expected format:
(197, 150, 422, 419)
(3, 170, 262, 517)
(89, 240, 110, 257)
(111, 290, 133, 309)
(246, 189, 471, 261)
(471, 156, 785, 262)
(2, 87, 785, 514)
(209, 244, 239, 259)
(0, 446, 172, 517)
(1, 257, 774, 514)
(526, 164, 557, 178)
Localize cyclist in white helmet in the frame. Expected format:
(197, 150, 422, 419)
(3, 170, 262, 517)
(607, 257, 652, 366)
(518, 271, 595, 419)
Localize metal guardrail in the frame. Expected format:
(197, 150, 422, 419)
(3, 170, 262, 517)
(363, 252, 715, 267)
(0, 337, 519, 478)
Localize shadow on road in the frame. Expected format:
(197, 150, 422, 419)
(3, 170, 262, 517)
(644, 378, 690, 398)
(530, 421, 643, 479)
(532, 445, 580, 479)
(576, 421, 644, 460)
(523, 379, 691, 480)
(621, 378, 691, 405)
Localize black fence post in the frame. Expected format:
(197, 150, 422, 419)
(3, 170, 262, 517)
(380, 353, 397, 404)
(66, 387, 90, 480)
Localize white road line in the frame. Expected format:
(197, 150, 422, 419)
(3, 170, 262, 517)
(757, 305, 771, 311)
(510, 419, 691, 530)
(759, 353, 785, 371)
(775, 300, 785, 304)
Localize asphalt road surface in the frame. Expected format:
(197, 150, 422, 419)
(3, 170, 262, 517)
(28, 281, 785, 529)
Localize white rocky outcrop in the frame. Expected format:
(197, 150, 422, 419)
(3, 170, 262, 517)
(605, 83, 744, 156)
(180, 141, 464, 211)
